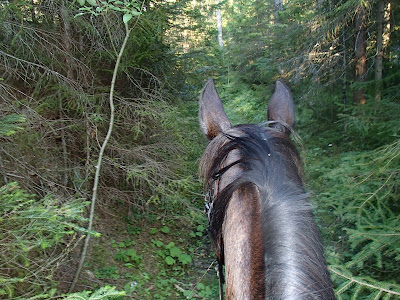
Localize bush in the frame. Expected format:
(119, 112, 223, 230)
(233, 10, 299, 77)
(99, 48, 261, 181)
(0, 182, 89, 298)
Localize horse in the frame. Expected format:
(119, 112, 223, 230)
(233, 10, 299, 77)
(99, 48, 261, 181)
(199, 79, 336, 300)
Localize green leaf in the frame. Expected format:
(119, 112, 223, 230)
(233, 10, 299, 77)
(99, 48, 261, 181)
(169, 246, 182, 258)
(183, 290, 193, 298)
(196, 283, 205, 290)
(196, 225, 205, 232)
(131, 9, 141, 16)
(74, 12, 86, 18)
(126, 249, 136, 257)
(160, 226, 170, 234)
(86, 0, 97, 6)
(178, 253, 192, 265)
(77, 0, 86, 5)
(123, 13, 133, 24)
(166, 242, 175, 249)
(154, 240, 163, 247)
(165, 256, 175, 265)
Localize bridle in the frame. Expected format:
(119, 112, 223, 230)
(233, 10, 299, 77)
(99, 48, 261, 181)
(205, 166, 225, 300)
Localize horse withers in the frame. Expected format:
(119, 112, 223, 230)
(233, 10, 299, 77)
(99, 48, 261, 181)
(199, 79, 335, 300)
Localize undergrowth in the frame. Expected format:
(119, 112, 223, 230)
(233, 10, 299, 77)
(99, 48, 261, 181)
(80, 205, 219, 299)
(305, 123, 400, 299)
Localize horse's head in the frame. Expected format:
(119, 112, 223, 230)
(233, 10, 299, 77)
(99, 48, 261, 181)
(199, 78, 303, 218)
(198, 79, 335, 300)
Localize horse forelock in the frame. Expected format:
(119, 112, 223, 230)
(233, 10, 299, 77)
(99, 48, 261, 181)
(200, 124, 335, 299)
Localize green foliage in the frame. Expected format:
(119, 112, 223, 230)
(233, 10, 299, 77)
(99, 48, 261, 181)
(336, 99, 400, 150)
(115, 248, 142, 265)
(160, 225, 170, 233)
(329, 266, 400, 299)
(126, 224, 141, 234)
(0, 114, 25, 137)
(152, 240, 193, 268)
(307, 138, 400, 298)
(76, 0, 142, 23)
(94, 267, 121, 280)
(180, 281, 217, 299)
(0, 182, 90, 298)
(189, 224, 206, 238)
(1, 0, 216, 299)
(3, 0, 399, 299)
(63, 285, 125, 299)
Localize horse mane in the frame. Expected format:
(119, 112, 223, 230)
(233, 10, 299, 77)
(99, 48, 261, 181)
(200, 124, 335, 299)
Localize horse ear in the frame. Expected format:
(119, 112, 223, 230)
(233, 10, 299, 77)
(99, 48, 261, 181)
(199, 78, 231, 139)
(267, 80, 295, 135)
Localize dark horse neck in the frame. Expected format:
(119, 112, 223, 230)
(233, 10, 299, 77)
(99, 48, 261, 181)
(201, 125, 335, 299)
(260, 183, 334, 299)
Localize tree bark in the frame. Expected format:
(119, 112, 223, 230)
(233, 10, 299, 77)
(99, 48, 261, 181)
(354, 6, 367, 104)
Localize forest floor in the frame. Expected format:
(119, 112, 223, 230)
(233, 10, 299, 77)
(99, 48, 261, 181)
(56, 202, 219, 299)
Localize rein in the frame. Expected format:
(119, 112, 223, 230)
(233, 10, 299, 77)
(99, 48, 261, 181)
(205, 160, 225, 300)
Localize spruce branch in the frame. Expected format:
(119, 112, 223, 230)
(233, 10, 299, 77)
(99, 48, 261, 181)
(329, 267, 400, 297)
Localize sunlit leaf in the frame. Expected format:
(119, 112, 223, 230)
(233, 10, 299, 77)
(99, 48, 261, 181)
(86, 0, 97, 6)
(123, 13, 133, 24)
(131, 9, 141, 16)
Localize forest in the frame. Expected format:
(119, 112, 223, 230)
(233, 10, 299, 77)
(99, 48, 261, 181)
(0, 0, 399, 299)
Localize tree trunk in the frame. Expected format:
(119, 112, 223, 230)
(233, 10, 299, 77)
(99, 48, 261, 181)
(354, 6, 367, 104)
(273, 0, 283, 22)
(375, 0, 384, 102)
(216, 8, 223, 48)
(342, 27, 348, 105)
(273, 0, 284, 73)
